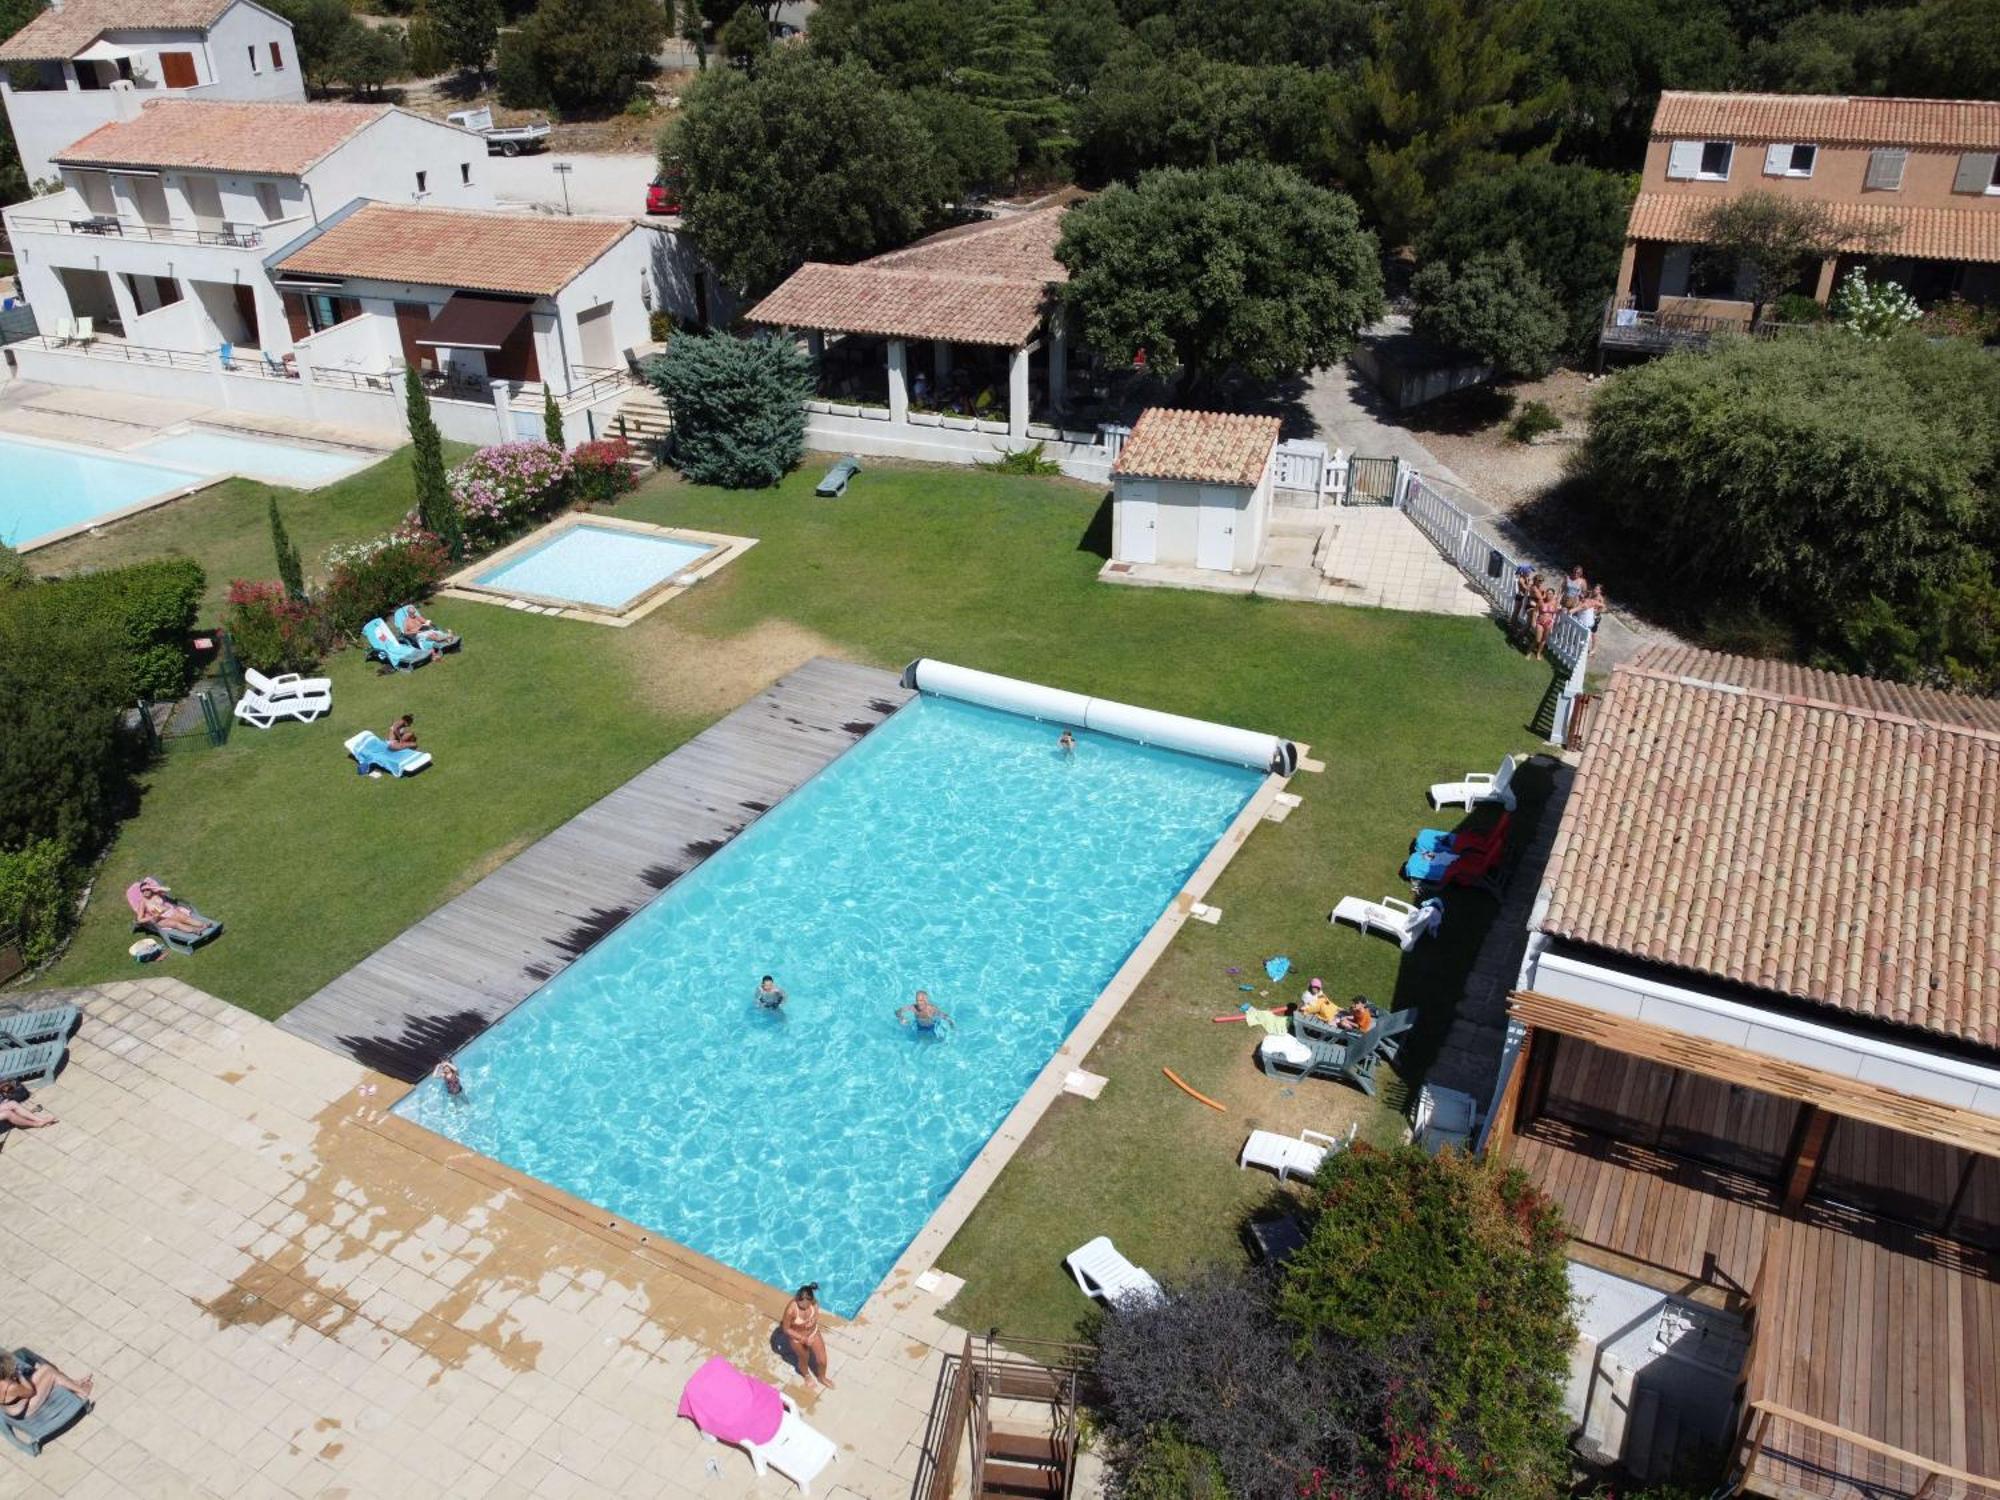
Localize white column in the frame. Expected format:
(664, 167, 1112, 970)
(1007, 346, 1029, 438)
(886, 337, 908, 423)
(490, 379, 512, 442)
(1047, 313, 1067, 415)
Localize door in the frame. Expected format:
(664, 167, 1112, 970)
(395, 301, 432, 369)
(1196, 486, 1237, 571)
(1118, 481, 1157, 565)
(184, 175, 225, 236)
(158, 50, 198, 88)
(231, 284, 260, 346)
(576, 302, 616, 371)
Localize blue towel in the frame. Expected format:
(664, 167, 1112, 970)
(1264, 956, 1290, 982)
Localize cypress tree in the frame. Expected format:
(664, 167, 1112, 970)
(268, 494, 305, 601)
(405, 366, 462, 560)
(543, 386, 565, 448)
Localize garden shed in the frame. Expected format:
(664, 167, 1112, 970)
(1110, 408, 1282, 573)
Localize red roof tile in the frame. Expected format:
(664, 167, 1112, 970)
(55, 100, 392, 176)
(1652, 91, 2000, 150)
(0, 0, 235, 62)
(1626, 191, 2000, 264)
(1111, 408, 1280, 486)
(1540, 646, 2000, 1049)
(274, 203, 635, 298)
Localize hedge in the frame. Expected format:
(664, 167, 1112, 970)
(33, 557, 206, 699)
(0, 838, 77, 967)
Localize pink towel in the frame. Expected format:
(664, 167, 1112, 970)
(677, 1357, 783, 1447)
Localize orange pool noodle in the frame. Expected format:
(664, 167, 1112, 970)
(1163, 1067, 1226, 1111)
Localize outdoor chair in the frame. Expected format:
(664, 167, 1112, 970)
(1, 1351, 90, 1456)
(1429, 754, 1520, 812)
(1238, 1121, 1356, 1181)
(235, 670, 331, 730)
(392, 605, 460, 653)
(814, 454, 860, 498)
(1329, 894, 1441, 951)
(0, 1002, 78, 1048)
(0, 1038, 65, 1089)
(73, 317, 94, 346)
(345, 731, 432, 779)
(218, 341, 236, 370)
(125, 880, 222, 954)
(677, 1357, 837, 1496)
(362, 617, 433, 672)
(52, 317, 76, 346)
(1065, 1236, 1163, 1307)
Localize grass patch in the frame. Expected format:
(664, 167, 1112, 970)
(25, 452, 1551, 1337)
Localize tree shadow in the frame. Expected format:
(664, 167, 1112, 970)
(334, 1007, 494, 1084)
(1076, 492, 1113, 559)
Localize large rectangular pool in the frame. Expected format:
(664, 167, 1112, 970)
(133, 429, 374, 487)
(394, 693, 1262, 1314)
(0, 434, 202, 550)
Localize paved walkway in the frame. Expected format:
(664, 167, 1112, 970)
(1, 978, 991, 1500)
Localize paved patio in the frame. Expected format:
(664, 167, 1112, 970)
(0, 979, 992, 1499)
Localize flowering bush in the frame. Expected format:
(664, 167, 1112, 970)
(321, 530, 451, 641)
(444, 440, 572, 544)
(569, 437, 639, 506)
(224, 579, 328, 674)
(1919, 294, 2000, 344)
(1830, 269, 1920, 340)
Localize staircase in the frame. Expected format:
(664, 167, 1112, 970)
(912, 1335, 1087, 1500)
(609, 387, 672, 461)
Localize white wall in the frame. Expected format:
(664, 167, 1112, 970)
(304, 112, 494, 214)
(202, 2, 306, 101)
(551, 226, 651, 382)
(805, 406, 1114, 484)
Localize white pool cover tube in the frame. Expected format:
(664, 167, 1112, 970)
(901, 659, 1297, 775)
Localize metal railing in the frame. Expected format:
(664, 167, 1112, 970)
(7, 213, 293, 249)
(24, 333, 207, 368)
(558, 365, 638, 407)
(1601, 296, 1805, 349)
(310, 364, 399, 393)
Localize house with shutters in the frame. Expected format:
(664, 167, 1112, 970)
(1603, 91, 2000, 353)
(0, 0, 303, 185)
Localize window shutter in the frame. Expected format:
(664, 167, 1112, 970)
(1764, 144, 1790, 176)
(1954, 151, 1998, 194)
(1865, 148, 1907, 190)
(1667, 140, 1702, 179)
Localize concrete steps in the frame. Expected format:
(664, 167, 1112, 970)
(610, 387, 672, 446)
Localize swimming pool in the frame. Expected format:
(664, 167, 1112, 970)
(133, 429, 374, 487)
(0, 434, 203, 550)
(395, 692, 1263, 1314)
(473, 521, 716, 610)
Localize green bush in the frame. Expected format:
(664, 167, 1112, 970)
(0, 542, 28, 593)
(223, 580, 329, 676)
(982, 442, 1062, 477)
(1772, 292, 1824, 327)
(29, 557, 205, 700)
(648, 331, 812, 488)
(495, 30, 546, 107)
(1114, 1427, 1232, 1500)
(1508, 400, 1562, 443)
(0, 838, 77, 967)
(0, 587, 135, 857)
(319, 531, 452, 642)
(1410, 243, 1568, 380)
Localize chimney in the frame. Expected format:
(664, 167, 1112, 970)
(109, 79, 142, 119)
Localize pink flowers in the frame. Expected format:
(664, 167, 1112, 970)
(446, 441, 572, 543)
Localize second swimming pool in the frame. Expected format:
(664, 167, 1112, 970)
(395, 692, 1262, 1314)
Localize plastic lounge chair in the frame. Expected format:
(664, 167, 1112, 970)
(0, 1002, 78, 1047)
(1429, 754, 1519, 812)
(234, 673, 331, 730)
(218, 341, 235, 370)
(1329, 894, 1441, 951)
(814, 454, 860, 498)
(1, 1350, 90, 1456)
(73, 317, 94, 346)
(677, 1357, 838, 1495)
(125, 880, 222, 954)
(53, 317, 76, 346)
(1239, 1122, 1356, 1181)
(1413, 1084, 1481, 1156)
(362, 617, 432, 672)
(261, 350, 290, 378)
(243, 667, 334, 701)
(1412, 811, 1510, 857)
(0, 1038, 65, 1088)
(346, 730, 432, 779)
(393, 604, 460, 653)
(1065, 1236, 1163, 1307)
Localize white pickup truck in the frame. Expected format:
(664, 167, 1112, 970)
(446, 107, 551, 157)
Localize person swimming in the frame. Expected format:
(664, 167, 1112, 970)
(755, 975, 787, 1011)
(1058, 729, 1076, 757)
(895, 989, 953, 1034)
(433, 1060, 464, 1097)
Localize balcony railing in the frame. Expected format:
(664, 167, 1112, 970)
(1600, 296, 1805, 352)
(8, 213, 294, 249)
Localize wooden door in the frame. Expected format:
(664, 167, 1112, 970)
(158, 51, 198, 88)
(395, 301, 431, 369)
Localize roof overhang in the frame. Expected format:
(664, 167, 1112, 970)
(417, 291, 532, 350)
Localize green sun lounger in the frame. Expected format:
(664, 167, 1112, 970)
(0, 1037, 65, 1088)
(1, 1350, 91, 1456)
(815, 455, 860, 498)
(0, 1002, 77, 1047)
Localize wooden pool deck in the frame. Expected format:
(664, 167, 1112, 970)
(279, 657, 911, 1080)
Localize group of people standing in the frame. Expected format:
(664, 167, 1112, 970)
(1514, 563, 1606, 661)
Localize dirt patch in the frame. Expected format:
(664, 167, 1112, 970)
(613, 617, 850, 722)
(396, 76, 686, 154)
(1402, 369, 1599, 514)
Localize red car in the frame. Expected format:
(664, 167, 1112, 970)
(647, 169, 685, 216)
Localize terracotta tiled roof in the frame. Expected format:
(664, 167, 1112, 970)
(1652, 91, 2000, 150)
(274, 203, 634, 298)
(55, 100, 391, 175)
(1626, 191, 2000, 264)
(1540, 646, 2000, 1048)
(0, 0, 234, 61)
(746, 206, 1069, 347)
(1111, 408, 1280, 487)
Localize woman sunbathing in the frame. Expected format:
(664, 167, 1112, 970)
(388, 714, 419, 751)
(0, 1351, 92, 1421)
(400, 608, 456, 650)
(0, 1081, 56, 1130)
(139, 882, 209, 935)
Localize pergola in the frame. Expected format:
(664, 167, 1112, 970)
(746, 203, 1074, 439)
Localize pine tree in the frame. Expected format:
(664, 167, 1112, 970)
(405, 366, 462, 560)
(953, 0, 1071, 172)
(268, 494, 305, 601)
(543, 386, 565, 448)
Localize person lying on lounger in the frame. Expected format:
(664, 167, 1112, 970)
(0, 1351, 92, 1421)
(399, 607, 457, 650)
(0, 1081, 56, 1130)
(138, 880, 210, 936)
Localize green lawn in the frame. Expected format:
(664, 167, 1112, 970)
(25, 451, 1551, 1338)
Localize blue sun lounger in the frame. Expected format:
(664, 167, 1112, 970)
(815, 455, 860, 498)
(392, 604, 460, 653)
(0, 1038, 65, 1088)
(362, 617, 432, 672)
(2, 1350, 91, 1456)
(0, 1002, 77, 1047)
(346, 730, 432, 778)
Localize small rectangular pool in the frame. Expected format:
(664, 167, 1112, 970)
(473, 521, 716, 610)
(394, 693, 1263, 1314)
(132, 429, 375, 488)
(0, 434, 205, 550)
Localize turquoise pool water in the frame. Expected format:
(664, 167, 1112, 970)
(134, 430, 372, 487)
(0, 435, 200, 548)
(475, 524, 712, 609)
(394, 693, 1261, 1314)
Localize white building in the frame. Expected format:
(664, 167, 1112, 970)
(1110, 408, 1281, 573)
(0, 0, 303, 185)
(5, 99, 491, 356)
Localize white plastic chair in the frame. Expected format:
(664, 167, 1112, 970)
(1330, 894, 1442, 951)
(244, 667, 333, 700)
(737, 1394, 839, 1495)
(1066, 1236, 1163, 1307)
(1429, 753, 1519, 811)
(1239, 1122, 1356, 1181)
(73, 316, 95, 345)
(233, 676, 331, 729)
(53, 316, 76, 345)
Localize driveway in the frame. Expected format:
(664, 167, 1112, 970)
(483, 151, 657, 217)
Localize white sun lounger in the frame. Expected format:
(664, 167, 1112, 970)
(1330, 894, 1442, 951)
(234, 675, 332, 729)
(53, 316, 76, 346)
(1429, 753, 1520, 811)
(244, 667, 334, 700)
(1239, 1121, 1356, 1181)
(742, 1394, 839, 1495)
(1065, 1236, 1163, 1307)
(73, 316, 94, 346)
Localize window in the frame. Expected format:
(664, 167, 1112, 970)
(1865, 147, 1908, 191)
(1667, 139, 1733, 181)
(1763, 142, 1816, 178)
(254, 181, 282, 222)
(1953, 150, 2000, 195)
(158, 50, 197, 88)
(270, 40, 284, 70)
(302, 293, 360, 333)
(415, 170, 428, 195)
(247, 43, 260, 73)
(460, 162, 472, 186)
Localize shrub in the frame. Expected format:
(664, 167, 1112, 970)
(319, 530, 451, 641)
(647, 331, 811, 488)
(0, 838, 77, 967)
(0, 542, 28, 592)
(569, 438, 639, 506)
(406, 366, 461, 561)
(1507, 400, 1562, 444)
(1772, 292, 1825, 327)
(270, 494, 306, 601)
(1920, 295, 2000, 344)
(983, 441, 1062, 477)
(445, 440, 572, 544)
(1111, 1427, 1231, 1500)
(1410, 244, 1568, 380)
(223, 580, 328, 676)
(0, 587, 133, 857)
(33, 558, 205, 700)
(543, 386, 565, 448)
(1830, 268, 1921, 340)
